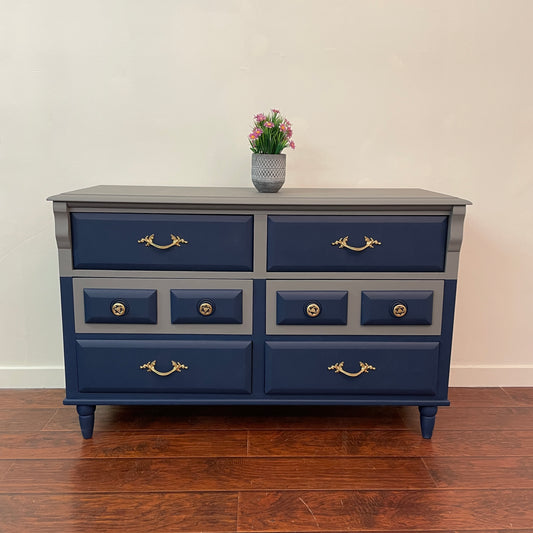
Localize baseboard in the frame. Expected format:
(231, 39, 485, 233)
(0, 367, 65, 388)
(0, 365, 532, 389)
(449, 365, 533, 387)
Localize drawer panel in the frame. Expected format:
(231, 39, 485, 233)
(76, 339, 252, 393)
(171, 289, 243, 324)
(267, 215, 448, 272)
(276, 291, 348, 325)
(265, 341, 439, 395)
(83, 288, 157, 324)
(361, 290, 433, 325)
(71, 213, 253, 271)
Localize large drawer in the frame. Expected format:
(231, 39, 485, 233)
(265, 341, 439, 395)
(267, 215, 448, 272)
(71, 213, 253, 271)
(76, 339, 252, 393)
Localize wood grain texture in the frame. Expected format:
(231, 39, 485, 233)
(248, 429, 533, 457)
(0, 389, 65, 408)
(424, 456, 533, 488)
(0, 457, 435, 493)
(237, 490, 533, 531)
(0, 409, 58, 432)
(503, 387, 533, 406)
(0, 493, 238, 533)
(448, 387, 520, 406)
(44, 404, 407, 432)
(0, 430, 247, 459)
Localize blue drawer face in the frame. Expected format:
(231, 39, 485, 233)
(83, 288, 157, 324)
(267, 215, 448, 272)
(265, 341, 439, 395)
(276, 291, 348, 325)
(71, 213, 253, 271)
(76, 339, 252, 393)
(361, 290, 433, 325)
(170, 289, 243, 324)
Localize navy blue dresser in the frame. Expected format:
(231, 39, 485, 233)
(48, 186, 470, 438)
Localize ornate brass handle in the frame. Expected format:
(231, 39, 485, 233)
(306, 303, 321, 317)
(138, 234, 188, 250)
(331, 235, 381, 252)
(140, 360, 188, 376)
(111, 302, 126, 316)
(392, 303, 407, 317)
(328, 361, 376, 378)
(198, 301, 214, 316)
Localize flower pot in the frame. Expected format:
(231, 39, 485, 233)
(251, 153, 286, 193)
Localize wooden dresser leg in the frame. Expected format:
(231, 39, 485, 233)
(76, 405, 96, 439)
(418, 406, 438, 439)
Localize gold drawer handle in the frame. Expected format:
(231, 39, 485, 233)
(331, 235, 381, 252)
(198, 302, 214, 316)
(138, 234, 188, 250)
(140, 360, 188, 377)
(306, 303, 321, 317)
(111, 302, 126, 316)
(392, 303, 407, 317)
(328, 361, 376, 378)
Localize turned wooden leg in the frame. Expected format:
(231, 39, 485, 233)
(76, 405, 96, 439)
(418, 406, 438, 439)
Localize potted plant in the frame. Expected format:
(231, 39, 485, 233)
(249, 109, 295, 192)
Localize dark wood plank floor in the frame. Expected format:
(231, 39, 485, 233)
(0, 388, 532, 532)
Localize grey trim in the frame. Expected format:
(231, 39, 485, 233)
(53, 202, 70, 249)
(266, 280, 444, 336)
(73, 278, 253, 335)
(448, 206, 467, 253)
(48, 185, 471, 207)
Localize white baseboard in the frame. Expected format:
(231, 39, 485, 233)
(0, 365, 532, 389)
(449, 365, 533, 387)
(0, 367, 65, 388)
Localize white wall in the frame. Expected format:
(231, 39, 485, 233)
(1, 0, 532, 387)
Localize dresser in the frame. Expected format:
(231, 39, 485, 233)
(48, 186, 470, 438)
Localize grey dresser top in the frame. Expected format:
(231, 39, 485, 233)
(48, 186, 471, 207)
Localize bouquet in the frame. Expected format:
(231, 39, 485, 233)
(248, 109, 295, 154)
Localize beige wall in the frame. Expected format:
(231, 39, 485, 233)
(1, 0, 532, 387)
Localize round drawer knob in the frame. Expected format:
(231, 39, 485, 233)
(111, 302, 126, 317)
(198, 301, 214, 316)
(392, 303, 407, 318)
(306, 303, 321, 318)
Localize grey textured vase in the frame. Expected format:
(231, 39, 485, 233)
(251, 153, 286, 192)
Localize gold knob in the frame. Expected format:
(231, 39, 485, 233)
(111, 302, 126, 316)
(306, 303, 321, 318)
(198, 302, 214, 316)
(392, 303, 407, 317)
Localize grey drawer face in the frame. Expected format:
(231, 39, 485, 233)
(266, 280, 444, 336)
(73, 278, 253, 335)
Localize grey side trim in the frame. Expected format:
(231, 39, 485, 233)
(448, 205, 467, 253)
(53, 202, 70, 249)
(73, 278, 253, 335)
(266, 280, 444, 336)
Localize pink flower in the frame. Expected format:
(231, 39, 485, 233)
(249, 133, 257, 140)
(279, 123, 287, 132)
(271, 108, 280, 114)
(254, 113, 266, 122)
(254, 127, 263, 136)
(289, 140, 295, 149)
(264, 121, 274, 129)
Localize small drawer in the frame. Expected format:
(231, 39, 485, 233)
(265, 341, 439, 395)
(76, 339, 252, 393)
(71, 213, 253, 271)
(276, 291, 348, 325)
(361, 291, 433, 325)
(267, 215, 448, 272)
(171, 289, 243, 324)
(83, 288, 157, 324)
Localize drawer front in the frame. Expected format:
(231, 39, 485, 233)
(71, 213, 253, 271)
(267, 215, 448, 272)
(276, 291, 348, 325)
(265, 341, 439, 395)
(171, 289, 243, 324)
(76, 339, 252, 393)
(83, 288, 157, 324)
(361, 290, 433, 325)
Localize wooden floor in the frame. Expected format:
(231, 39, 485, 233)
(0, 388, 532, 532)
